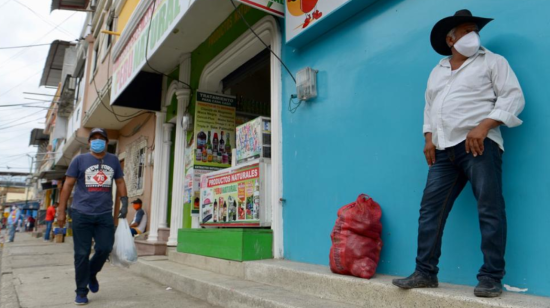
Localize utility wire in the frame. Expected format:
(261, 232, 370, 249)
(228, 0, 297, 84)
(11, 0, 76, 38)
(0, 12, 78, 69)
(90, 36, 153, 123)
(0, 115, 46, 130)
(0, 102, 50, 107)
(92, 77, 150, 122)
(0, 0, 11, 10)
(0, 109, 46, 127)
(0, 43, 51, 50)
(1, 56, 48, 76)
(3, 131, 36, 143)
(0, 152, 35, 158)
(0, 69, 42, 98)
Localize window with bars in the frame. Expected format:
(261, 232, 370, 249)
(123, 137, 148, 197)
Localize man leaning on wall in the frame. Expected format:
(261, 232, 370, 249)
(392, 10, 525, 297)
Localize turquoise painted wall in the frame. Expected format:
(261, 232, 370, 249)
(281, 0, 550, 297)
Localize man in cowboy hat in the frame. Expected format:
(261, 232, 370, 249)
(392, 10, 524, 297)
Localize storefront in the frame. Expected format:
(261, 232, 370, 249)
(279, 0, 550, 298)
(110, 0, 284, 258)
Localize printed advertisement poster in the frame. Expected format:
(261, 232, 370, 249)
(285, 0, 350, 42)
(236, 117, 270, 163)
(187, 166, 218, 215)
(200, 164, 261, 225)
(194, 91, 236, 168)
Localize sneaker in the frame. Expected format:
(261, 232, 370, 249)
(89, 276, 99, 293)
(474, 276, 502, 297)
(74, 295, 88, 305)
(392, 271, 439, 289)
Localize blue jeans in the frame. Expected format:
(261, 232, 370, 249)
(415, 139, 506, 281)
(8, 223, 16, 242)
(44, 221, 53, 240)
(71, 210, 114, 296)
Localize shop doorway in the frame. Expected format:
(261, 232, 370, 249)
(198, 16, 283, 258)
(222, 49, 271, 125)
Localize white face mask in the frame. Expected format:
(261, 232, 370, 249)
(453, 31, 480, 57)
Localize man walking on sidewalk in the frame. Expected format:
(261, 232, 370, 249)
(392, 10, 524, 297)
(58, 128, 129, 305)
(44, 202, 58, 241)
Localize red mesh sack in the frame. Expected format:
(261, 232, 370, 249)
(329, 194, 383, 279)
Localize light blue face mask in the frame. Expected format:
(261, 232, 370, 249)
(90, 139, 106, 153)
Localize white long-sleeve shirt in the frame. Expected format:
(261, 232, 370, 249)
(423, 47, 525, 150)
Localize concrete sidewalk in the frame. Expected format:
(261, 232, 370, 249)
(0, 231, 218, 308)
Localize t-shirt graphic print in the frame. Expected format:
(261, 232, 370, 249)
(85, 164, 115, 192)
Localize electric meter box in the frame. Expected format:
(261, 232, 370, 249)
(236, 117, 271, 165)
(296, 67, 318, 101)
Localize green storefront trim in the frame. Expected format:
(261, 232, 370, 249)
(177, 228, 273, 261)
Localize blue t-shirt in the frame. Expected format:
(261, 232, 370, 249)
(66, 153, 124, 215)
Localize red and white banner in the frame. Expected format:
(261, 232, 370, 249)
(207, 167, 260, 188)
(237, 0, 284, 18)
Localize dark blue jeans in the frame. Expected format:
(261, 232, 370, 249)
(71, 209, 114, 296)
(44, 221, 53, 240)
(416, 139, 506, 281)
(8, 223, 16, 242)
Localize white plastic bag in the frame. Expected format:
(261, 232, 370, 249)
(110, 218, 138, 267)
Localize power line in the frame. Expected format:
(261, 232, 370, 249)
(24, 98, 54, 102)
(11, 0, 76, 38)
(3, 131, 36, 143)
(0, 69, 42, 98)
(0, 43, 51, 50)
(0, 109, 46, 127)
(228, 0, 297, 84)
(0, 0, 11, 10)
(0, 153, 34, 158)
(0, 115, 46, 130)
(0, 102, 50, 107)
(92, 73, 151, 122)
(23, 92, 58, 97)
(0, 127, 43, 134)
(0, 12, 78, 69)
(1, 55, 47, 76)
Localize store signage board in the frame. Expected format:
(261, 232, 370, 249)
(200, 163, 261, 226)
(236, 0, 284, 18)
(236, 117, 271, 164)
(285, 0, 378, 48)
(185, 166, 214, 215)
(193, 91, 237, 169)
(286, 0, 349, 42)
(184, 133, 211, 215)
(111, 0, 191, 103)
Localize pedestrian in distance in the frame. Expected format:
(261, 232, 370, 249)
(25, 214, 35, 231)
(7, 206, 21, 242)
(44, 202, 58, 241)
(392, 9, 524, 298)
(58, 128, 129, 305)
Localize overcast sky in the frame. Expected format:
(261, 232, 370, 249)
(0, 0, 86, 175)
